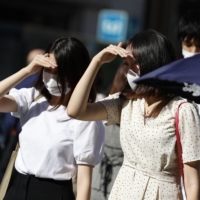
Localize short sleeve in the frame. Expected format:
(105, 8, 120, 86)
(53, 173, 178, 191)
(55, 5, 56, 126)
(73, 120, 105, 166)
(98, 93, 122, 125)
(9, 87, 40, 118)
(179, 103, 200, 163)
(196, 103, 200, 116)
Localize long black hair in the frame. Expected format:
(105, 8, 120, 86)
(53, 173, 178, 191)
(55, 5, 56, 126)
(34, 37, 96, 109)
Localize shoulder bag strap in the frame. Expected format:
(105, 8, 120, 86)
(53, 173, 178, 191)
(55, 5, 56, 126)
(0, 142, 19, 199)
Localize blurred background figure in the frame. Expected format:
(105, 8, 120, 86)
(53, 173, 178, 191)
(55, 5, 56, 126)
(0, 48, 45, 181)
(26, 49, 45, 64)
(177, 10, 200, 111)
(177, 9, 200, 58)
(177, 9, 200, 200)
(91, 64, 127, 200)
(95, 69, 107, 102)
(109, 64, 128, 95)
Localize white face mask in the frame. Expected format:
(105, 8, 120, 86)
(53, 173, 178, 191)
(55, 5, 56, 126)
(126, 70, 140, 90)
(42, 71, 71, 96)
(182, 49, 200, 58)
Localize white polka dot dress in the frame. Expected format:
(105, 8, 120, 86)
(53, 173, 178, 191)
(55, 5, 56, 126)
(99, 94, 200, 200)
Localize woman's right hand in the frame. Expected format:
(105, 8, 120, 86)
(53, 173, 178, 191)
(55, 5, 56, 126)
(93, 43, 130, 65)
(25, 54, 57, 75)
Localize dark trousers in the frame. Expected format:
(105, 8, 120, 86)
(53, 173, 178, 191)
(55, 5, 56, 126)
(4, 171, 75, 200)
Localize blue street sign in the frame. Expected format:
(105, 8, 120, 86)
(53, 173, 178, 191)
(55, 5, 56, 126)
(97, 10, 129, 44)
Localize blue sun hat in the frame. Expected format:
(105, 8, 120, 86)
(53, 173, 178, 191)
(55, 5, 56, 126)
(134, 54, 200, 103)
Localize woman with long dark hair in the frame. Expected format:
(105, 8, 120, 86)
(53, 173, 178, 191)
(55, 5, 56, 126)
(0, 37, 104, 200)
(68, 30, 200, 199)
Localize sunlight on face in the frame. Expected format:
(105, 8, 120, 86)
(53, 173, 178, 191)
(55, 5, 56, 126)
(122, 46, 140, 75)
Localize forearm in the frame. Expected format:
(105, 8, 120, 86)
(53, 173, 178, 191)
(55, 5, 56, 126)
(76, 165, 93, 200)
(0, 53, 58, 100)
(76, 180, 91, 200)
(0, 67, 30, 99)
(68, 58, 101, 118)
(184, 162, 199, 200)
(185, 184, 199, 200)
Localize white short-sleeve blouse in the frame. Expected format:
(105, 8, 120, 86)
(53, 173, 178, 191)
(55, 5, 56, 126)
(10, 87, 105, 180)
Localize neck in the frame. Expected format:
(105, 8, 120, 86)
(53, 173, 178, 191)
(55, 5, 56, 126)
(144, 96, 162, 106)
(144, 96, 162, 117)
(48, 93, 71, 106)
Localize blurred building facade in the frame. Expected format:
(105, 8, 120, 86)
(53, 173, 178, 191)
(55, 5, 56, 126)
(0, 0, 199, 89)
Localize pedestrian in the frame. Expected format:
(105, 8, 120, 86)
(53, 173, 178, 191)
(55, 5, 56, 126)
(178, 9, 200, 199)
(178, 9, 200, 58)
(68, 30, 200, 199)
(0, 37, 105, 200)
